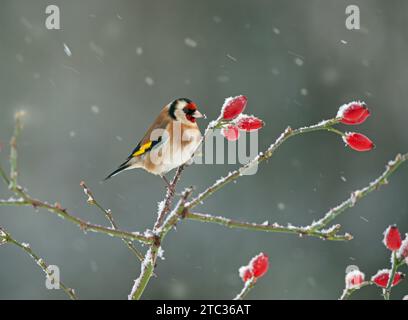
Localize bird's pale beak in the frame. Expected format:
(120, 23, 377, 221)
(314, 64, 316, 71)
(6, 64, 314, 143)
(194, 110, 205, 118)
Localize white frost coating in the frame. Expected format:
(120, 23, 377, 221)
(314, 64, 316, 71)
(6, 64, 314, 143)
(336, 101, 366, 118)
(397, 234, 408, 263)
(157, 247, 165, 260)
(238, 265, 251, 280)
(157, 200, 165, 216)
(22, 242, 30, 248)
(63, 43, 72, 57)
(142, 229, 154, 237)
(128, 248, 153, 300)
(36, 258, 45, 267)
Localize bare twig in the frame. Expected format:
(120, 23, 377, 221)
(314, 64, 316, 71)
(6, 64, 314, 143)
(153, 165, 185, 230)
(234, 278, 256, 300)
(80, 181, 145, 262)
(9, 111, 25, 191)
(0, 226, 77, 300)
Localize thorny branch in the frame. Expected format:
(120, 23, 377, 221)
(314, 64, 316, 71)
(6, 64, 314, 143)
(1, 107, 407, 300)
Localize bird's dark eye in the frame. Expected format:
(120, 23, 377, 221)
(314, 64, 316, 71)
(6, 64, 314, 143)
(183, 103, 197, 115)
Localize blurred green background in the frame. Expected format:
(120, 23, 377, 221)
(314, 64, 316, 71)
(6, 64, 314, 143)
(1, 0, 407, 299)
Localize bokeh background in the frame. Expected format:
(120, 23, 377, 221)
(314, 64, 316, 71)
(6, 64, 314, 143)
(1, 0, 407, 300)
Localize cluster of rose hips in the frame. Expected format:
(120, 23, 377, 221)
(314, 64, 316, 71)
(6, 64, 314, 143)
(345, 225, 407, 294)
(220, 96, 375, 153)
(336, 101, 374, 152)
(220, 95, 264, 141)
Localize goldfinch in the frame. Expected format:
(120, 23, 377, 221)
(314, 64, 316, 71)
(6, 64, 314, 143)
(105, 98, 203, 182)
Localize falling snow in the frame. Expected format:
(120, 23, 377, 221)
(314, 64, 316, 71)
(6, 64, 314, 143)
(294, 57, 304, 66)
(277, 203, 286, 210)
(91, 105, 100, 114)
(184, 38, 198, 48)
(300, 88, 308, 96)
(63, 43, 72, 57)
(145, 77, 155, 86)
(213, 16, 222, 23)
(136, 47, 143, 55)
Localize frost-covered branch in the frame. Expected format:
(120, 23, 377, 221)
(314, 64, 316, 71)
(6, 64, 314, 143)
(311, 152, 408, 230)
(0, 226, 77, 300)
(129, 188, 193, 300)
(0, 114, 153, 246)
(185, 212, 351, 241)
(0, 192, 153, 244)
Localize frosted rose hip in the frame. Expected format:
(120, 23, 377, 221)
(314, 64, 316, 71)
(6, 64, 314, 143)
(383, 225, 402, 251)
(343, 132, 375, 152)
(222, 95, 247, 120)
(236, 116, 264, 131)
(338, 102, 370, 125)
(249, 252, 269, 278)
(222, 125, 240, 141)
(345, 270, 365, 289)
(239, 252, 269, 282)
(371, 270, 404, 288)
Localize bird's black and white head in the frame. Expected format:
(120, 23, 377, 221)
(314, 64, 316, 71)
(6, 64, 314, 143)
(168, 98, 204, 124)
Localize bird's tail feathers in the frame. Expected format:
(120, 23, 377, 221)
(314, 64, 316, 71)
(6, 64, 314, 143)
(104, 163, 131, 181)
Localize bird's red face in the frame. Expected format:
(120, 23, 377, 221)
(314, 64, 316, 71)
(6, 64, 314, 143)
(183, 102, 203, 123)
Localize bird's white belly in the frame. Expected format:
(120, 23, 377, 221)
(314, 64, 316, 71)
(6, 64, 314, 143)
(159, 130, 201, 173)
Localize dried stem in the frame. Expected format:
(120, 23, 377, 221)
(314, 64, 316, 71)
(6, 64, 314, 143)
(0, 227, 77, 300)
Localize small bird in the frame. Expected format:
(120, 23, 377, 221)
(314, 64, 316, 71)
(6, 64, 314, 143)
(104, 98, 204, 185)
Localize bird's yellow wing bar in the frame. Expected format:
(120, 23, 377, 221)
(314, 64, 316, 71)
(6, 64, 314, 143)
(132, 141, 153, 157)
